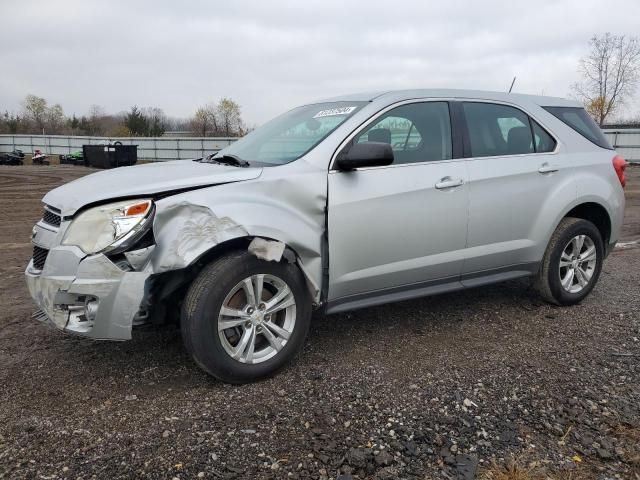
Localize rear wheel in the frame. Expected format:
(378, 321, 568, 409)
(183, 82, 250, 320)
(535, 217, 604, 305)
(181, 251, 311, 383)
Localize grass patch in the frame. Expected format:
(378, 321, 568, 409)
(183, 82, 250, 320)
(479, 457, 590, 480)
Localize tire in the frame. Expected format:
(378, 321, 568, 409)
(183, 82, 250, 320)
(535, 217, 604, 306)
(181, 250, 312, 383)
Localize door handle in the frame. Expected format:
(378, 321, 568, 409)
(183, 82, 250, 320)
(435, 177, 464, 189)
(538, 163, 559, 174)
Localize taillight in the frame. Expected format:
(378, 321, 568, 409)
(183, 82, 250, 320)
(612, 155, 628, 188)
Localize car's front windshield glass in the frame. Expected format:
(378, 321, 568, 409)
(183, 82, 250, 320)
(211, 101, 366, 165)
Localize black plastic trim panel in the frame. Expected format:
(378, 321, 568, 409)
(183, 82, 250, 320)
(324, 262, 540, 314)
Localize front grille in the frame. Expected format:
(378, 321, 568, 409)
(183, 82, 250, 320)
(42, 208, 61, 227)
(32, 245, 49, 270)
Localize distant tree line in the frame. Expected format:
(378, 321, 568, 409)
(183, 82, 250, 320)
(0, 95, 246, 137)
(189, 98, 246, 136)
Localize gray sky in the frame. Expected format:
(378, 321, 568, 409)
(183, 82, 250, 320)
(1, 0, 639, 125)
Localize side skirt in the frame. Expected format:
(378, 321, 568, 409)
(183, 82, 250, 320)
(324, 262, 540, 315)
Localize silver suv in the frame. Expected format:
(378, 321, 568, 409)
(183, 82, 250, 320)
(26, 89, 628, 382)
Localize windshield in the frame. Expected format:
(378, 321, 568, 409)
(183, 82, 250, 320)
(213, 101, 366, 165)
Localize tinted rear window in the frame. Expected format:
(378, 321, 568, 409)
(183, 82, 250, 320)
(543, 106, 612, 150)
(463, 102, 534, 157)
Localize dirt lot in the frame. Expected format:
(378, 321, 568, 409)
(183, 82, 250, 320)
(0, 165, 639, 480)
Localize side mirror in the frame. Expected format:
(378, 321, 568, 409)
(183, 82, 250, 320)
(336, 142, 394, 170)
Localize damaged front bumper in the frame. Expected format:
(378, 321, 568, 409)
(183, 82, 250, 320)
(25, 244, 150, 340)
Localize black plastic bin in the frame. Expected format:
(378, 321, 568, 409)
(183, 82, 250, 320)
(82, 142, 138, 169)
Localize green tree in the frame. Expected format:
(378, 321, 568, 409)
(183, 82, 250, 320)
(124, 106, 148, 136)
(68, 114, 80, 133)
(143, 107, 167, 137)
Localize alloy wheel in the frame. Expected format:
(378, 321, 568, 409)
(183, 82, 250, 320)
(559, 234, 597, 294)
(217, 274, 297, 364)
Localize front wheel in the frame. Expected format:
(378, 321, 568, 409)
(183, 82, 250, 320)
(181, 251, 312, 383)
(535, 217, 604, 305)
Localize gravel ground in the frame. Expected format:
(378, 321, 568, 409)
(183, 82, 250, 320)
(0, 165, 639, 480)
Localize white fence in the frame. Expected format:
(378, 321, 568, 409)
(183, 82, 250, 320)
(603, 128, 640, 163)
(0, 134, 239, 161)
(1, 130, 638, 163)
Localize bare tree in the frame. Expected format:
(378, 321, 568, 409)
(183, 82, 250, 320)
(86, 104, 106, 135)
(142, 107, 167, 136)
(166, 116, 191, 132)
(22, 95, 70, 134)
(573, 33, 640, 126)
(22, 94, 48, 133)
(190, 103, 218, 136)
(88, 104, 104, 120)
(45, 104, 66, 133)
(0, 111, 23, 134)
(217, 98, 243, 136)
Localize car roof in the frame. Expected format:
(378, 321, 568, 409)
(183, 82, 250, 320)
(318, 89, 580, 108)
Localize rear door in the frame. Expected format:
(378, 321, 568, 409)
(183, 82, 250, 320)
(459, 101, 568, 278)
(327, 101, 469, 302)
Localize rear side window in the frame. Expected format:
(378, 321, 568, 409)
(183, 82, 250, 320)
(463, 102, 534, 157)
(543, 106, 612, 150)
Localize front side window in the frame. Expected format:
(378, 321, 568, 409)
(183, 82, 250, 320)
(354, 102, 452, 164)
(463, 102, 534, 157)
(214, 101, 366, 165)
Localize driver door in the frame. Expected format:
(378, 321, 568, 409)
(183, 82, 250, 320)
(327, 101, 469, 306)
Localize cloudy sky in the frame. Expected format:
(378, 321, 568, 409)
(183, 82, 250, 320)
(1, 0, 639, 126)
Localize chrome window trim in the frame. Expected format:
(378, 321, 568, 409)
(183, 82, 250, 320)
(329, 97, 561, 172)
(328, 157, 467, 174)
(329, 98, 455, 171)
(456, 98, 561, 160)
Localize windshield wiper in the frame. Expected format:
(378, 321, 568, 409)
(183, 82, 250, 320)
(201, 153, 250, 168)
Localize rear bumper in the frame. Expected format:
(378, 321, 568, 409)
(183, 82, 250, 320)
(25, 246, 150, 340)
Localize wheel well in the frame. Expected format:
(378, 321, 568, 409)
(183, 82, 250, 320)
(146, 237, 298, 325)
(194, 237, 253, 266)
(565, 203, 611, 245)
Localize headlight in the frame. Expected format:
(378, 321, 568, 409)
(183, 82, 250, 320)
(62, 199, 154, 254)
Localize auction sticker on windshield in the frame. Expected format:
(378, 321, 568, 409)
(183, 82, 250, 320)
(313, 106, 358, 118)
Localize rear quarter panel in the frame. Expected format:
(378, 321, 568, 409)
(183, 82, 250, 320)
(548, 150, 625, 245)
(536, 148, 625, 258)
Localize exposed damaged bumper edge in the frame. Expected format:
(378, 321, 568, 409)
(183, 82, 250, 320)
(25, 253, 150, 340)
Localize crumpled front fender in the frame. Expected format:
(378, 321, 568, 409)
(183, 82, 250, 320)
(150, 168, 327, 302)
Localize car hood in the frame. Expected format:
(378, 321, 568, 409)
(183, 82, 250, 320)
(44, 160, 263, 216)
